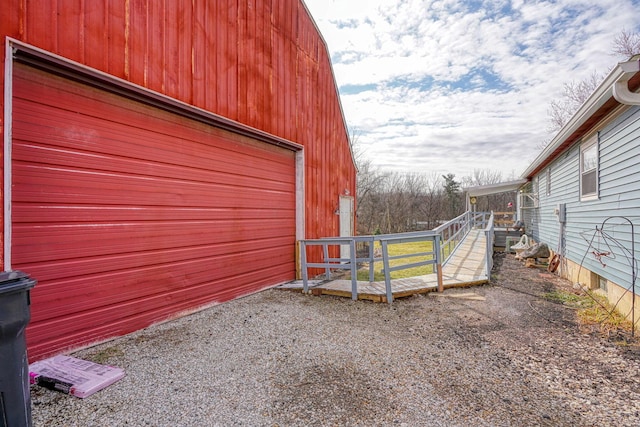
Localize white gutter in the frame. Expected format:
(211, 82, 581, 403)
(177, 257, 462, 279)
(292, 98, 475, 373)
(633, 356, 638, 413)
(613, 58, 640, 105)
(522, 57, 640, 178)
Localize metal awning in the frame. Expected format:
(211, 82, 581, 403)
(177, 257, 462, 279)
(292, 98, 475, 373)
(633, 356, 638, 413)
(464, 179, 528, 198)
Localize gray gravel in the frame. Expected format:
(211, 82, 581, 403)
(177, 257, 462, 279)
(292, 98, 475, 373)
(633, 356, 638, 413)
(31, 254, 640, 426)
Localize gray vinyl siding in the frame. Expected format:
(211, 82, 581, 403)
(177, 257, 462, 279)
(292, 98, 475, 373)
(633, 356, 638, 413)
(532, 145, 578, 250)
(532, 105, 640, 292)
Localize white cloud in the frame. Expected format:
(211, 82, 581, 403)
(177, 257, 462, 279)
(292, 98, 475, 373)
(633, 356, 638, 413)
(303, 0, 640, 179)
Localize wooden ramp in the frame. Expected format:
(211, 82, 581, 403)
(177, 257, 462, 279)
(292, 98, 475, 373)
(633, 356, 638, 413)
(278, 229, 490, 302)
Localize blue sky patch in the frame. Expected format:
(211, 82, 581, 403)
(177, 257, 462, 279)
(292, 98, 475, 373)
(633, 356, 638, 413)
(332, 50, 364, 64)
(303, 0, 639, 178)
(384, 76, 436, 92)
(340, 83, 377, 95)
(331, 18, 359, 29)
(457, 0, 515, 18)
(446, 67, 512, 92)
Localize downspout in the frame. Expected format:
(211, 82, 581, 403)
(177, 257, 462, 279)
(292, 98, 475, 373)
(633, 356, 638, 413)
(515, 187, 521, 222)
(612, 57, 640, 106)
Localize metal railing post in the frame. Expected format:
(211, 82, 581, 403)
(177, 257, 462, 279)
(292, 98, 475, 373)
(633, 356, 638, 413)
(299, 213, 482, 303)
(381, 240, 393, 303)
(350, 240, 358, 300)
(322, 243, 330, 279)
(484, 212, 494, 281)
(434, 237, 443, 292)
(368, 236, 376, 282)
(300, 241, 309, 293)
(485, 229, 492, 280)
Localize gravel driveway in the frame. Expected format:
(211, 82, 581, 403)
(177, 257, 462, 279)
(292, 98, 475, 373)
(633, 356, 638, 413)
(31, 254, 640, 426)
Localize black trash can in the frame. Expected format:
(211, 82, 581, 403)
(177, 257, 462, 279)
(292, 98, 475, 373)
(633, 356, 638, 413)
(0, 270, 36, 427)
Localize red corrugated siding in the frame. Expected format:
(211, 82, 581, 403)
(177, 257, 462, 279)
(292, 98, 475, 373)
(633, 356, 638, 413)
(0, 0, 356, 357)
(12, 64, 296, 360)
(2, 1, 355, 242)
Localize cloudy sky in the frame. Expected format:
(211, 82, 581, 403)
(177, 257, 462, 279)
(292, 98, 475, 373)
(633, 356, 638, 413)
(302, 0, 640, 180)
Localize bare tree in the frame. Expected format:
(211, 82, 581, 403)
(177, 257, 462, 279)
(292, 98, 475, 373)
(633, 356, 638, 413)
(355, 157, 387, 217)
(461, 169, 503, 188)
(546, 29, 640, 135)
(384, 172, 411, 233)
(350, 127, 388, 233)
(416, 172, 444, 230)
(612, 29, 640, 59)
(355, 166, 448, 234)
(352, 129, 509, 234)
(547, 71, 602, 133)
(460, 169, 517, 213)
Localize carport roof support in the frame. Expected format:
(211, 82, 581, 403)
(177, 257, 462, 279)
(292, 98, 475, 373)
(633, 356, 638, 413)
(463, 179, 528, 217)
(464, 179, 527, 198)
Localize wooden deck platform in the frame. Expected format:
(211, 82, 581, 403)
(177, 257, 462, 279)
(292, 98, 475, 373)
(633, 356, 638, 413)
(279, 229, 490, 303)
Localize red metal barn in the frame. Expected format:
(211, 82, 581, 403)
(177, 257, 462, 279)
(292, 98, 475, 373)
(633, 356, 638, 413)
(1, 0, 356, 361)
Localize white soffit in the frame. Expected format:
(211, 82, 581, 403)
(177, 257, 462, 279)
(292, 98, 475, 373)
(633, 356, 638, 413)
(464, 179, 528, 197)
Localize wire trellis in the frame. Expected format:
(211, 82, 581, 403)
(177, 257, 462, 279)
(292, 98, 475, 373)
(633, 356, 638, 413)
(577, 216, 638, 336)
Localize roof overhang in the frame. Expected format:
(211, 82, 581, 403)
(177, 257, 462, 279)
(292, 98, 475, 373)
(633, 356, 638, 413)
(464, 179, 528, 197)
(521, 56, 640, 179)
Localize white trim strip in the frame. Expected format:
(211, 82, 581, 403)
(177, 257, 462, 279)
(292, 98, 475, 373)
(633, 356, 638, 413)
(295, 151, 305, 241)
(4, 40, 14, 271)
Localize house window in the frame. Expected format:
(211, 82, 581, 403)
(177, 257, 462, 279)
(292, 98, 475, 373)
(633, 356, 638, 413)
(580, 136, 598, 200)
(545, 168, 551, 196)
(599, 277, 608, 292)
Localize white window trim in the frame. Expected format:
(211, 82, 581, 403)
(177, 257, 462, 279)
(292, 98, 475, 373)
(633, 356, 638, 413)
(580, 135, 599, 201)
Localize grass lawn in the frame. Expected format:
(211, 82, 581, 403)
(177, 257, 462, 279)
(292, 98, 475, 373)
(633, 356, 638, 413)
(354, 240, 438, 281)
(543, 289, 635, 336)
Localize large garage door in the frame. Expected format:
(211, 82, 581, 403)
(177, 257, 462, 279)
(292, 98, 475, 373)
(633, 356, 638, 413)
(11, 63, 297, 360)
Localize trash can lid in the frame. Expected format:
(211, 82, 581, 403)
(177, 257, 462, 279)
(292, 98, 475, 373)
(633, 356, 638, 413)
(0, 270, 36, 294)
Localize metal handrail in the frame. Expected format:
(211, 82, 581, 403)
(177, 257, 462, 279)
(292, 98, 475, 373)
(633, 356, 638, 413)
(376, 232, 440, 302)
(299, 237, 358, 299)
(298, 210, 494, 303)
(483, 212, 495, 280)
(435, 211, 471, 265)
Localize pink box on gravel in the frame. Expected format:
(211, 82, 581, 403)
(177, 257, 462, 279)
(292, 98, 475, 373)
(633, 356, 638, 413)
(29, 355, 125, 398)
